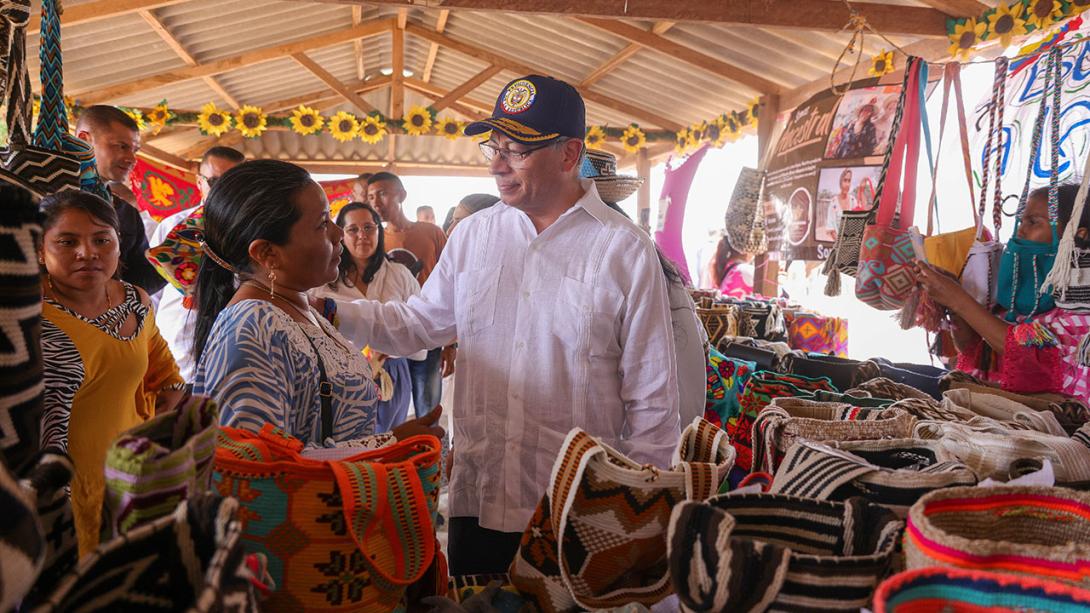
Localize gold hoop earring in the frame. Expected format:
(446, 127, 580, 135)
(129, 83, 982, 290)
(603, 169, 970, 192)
(46, 273, 54, 291)
(268, 270, 277, 298)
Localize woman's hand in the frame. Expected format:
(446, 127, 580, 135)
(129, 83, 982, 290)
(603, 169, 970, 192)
(392, 405, 445, 441)
(913, 262, 972, 312)
(155, 388, 185, 415)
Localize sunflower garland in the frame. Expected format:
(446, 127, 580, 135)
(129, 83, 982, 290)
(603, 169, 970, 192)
(869, 50, 895, 77)
(235, 105, 268, 138)
(402, 106, 433, 136)
(707, 118, 727, 148)
(585, 125, 606, 149)
(949, 0, 1081, 56)
(619, 125, 646, 153)
(198, 102, 233, 137)
(329, 111, 360, 142)
(124, 109, 146, 132)
(674, 128, 693, 155)
(290, 105, 325, 135)
(147, 102, 172, 134)
(359, 114, 388, 144)
(434, 116, 463, 141)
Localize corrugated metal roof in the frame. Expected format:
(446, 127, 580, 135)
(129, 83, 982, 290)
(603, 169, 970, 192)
(21, 0, 967, 168)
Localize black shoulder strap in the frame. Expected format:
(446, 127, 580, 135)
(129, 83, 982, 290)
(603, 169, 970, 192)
(300, 328, 334, 441)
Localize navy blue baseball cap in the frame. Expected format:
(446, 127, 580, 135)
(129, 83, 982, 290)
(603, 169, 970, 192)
(464, 75, 585, 144)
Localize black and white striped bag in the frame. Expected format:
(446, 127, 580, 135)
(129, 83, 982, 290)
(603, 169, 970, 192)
(667, 493, 903, 612)
(771, 439, 977, 515)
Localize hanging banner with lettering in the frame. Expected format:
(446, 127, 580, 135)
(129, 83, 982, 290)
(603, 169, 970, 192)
(128, 158, 199, 221)
(763, 77, 904, 261)
(971, 17, 1090, 226)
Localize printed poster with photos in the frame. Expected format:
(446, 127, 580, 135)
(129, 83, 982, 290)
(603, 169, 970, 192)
(763, 78, 903, 261)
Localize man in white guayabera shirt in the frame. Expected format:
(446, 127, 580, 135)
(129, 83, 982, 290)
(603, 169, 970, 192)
(326, 74, 679, 575)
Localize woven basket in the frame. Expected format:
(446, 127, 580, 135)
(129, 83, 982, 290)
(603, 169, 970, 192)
(751, 397, 916, 475)
(905, 486, 1090, 584)
(668, 493, 903, 612)
(875, 567, 1090, 612)
(696, 304, 739, 347)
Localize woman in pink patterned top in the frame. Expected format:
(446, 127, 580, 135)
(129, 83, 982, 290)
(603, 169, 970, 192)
(711, 235, 755, 299)
(916, 184, 1090, 401)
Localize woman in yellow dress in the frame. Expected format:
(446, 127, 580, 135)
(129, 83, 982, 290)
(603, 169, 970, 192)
(38, 191, 185, 556)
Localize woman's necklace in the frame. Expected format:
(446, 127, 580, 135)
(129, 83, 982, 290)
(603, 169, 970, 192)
(243, 279, 354, 353)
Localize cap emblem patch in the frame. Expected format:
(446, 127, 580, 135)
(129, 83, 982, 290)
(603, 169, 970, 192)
(501, 79, 537, 114)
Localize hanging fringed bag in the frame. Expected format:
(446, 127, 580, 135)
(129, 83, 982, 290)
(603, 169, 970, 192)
(822, 57, 917, 296)
(724, 168, 769, 255)
(856, 58, 927, 310)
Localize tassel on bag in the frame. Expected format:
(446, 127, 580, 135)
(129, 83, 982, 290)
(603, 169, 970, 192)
(897, 287, 921, 330)
(1041, 148, 1090, 299)
(823, 251, 842, 296)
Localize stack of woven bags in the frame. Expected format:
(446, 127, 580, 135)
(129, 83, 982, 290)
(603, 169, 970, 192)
(692, 291, 850, 361)
(451, 346, 1090, 612)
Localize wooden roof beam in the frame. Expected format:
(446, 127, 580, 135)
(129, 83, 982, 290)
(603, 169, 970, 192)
(422, 9, 450, 83)
(914, 0, 989, 18)
(74, 17, 398, 104)
(297, 0, 948, 37)
(262, 76, 391, 112)
(579, 21, 674, 89)
(178, 132, 244, 161)
(291, 52, 378, 115)
(404, 24, 683, 131)
(138, 9, 242, 109)
(404, 78, 488, 120)
(29, 0, 189, 34)
(138, 143, 194, 172)
(391, 25, 406, 119)
(431, 65, 502, 111)
(579, 17, 780, 94)
(352, 6, 366, 80)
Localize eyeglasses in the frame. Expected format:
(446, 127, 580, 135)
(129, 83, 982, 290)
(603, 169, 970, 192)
(479, 140, 558, 166)
(345, 224, 379, 235)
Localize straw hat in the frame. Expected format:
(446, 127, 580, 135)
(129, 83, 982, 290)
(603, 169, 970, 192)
(580, 150, 644, 204)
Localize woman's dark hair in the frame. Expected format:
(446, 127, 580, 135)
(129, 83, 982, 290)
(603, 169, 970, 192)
(714, 235, 743, 287)
(40, 191, 123, 280)
(41, 190, 120, 235)
(602, 201, 685, 287)
(193, 160, 311, 363)
(331, 201, 385, 289)
(1030, 182, 1090, 241)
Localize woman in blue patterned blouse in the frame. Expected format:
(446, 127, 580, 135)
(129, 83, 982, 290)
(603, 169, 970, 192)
(191, 160, 443, 447)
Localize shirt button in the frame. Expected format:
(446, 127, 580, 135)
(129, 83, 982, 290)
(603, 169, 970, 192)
(522, 291, 530, 300)
(516, 341, 525, 350)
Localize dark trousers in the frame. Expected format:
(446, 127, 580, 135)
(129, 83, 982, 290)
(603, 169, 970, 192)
(408, 347, 443, 417)
(448, 517, 523, 576)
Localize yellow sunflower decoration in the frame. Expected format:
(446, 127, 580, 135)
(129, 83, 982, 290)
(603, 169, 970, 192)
(329, 111, 360, 143)
(147, 102, 172, 134)
(359, 115, 388, 144)
(32, 97, 40, 118)
(949, 18, 986, 59)
(987, 3, 1027, 48)
(290, 105, 325, 136)
(198, 102, 233, 137)
(236, 105, 268, 138)
(690, 121, 708, 144)
(585, 125, 606, 149)
(707, 118, 727, 148)
(402, 106, 433, 136)
(1025, 0, 1063, 30)
(748, 100, 760, 123)
(621, 125, 646, 153)
(869, 50, 895, 78)
(124, 109, 146, 132)
(434, 116, 463, 141)
(674, 128, 692, 155)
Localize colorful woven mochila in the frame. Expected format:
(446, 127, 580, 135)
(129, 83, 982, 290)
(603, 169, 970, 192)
(874, 567, 1090, 613)
(103, 394, 219, 539)
(730, 372, 835, 474)
(667, 493, 903, 612)
(905, 486, 1090, 584)
(508, 418, 735, 613)
(703, 348, 755, 431)
(213, 425, 442, 612)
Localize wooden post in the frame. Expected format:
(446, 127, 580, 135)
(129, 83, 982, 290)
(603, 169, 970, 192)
(753, 93, 780, 297)
(637, 147, 651, 232)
